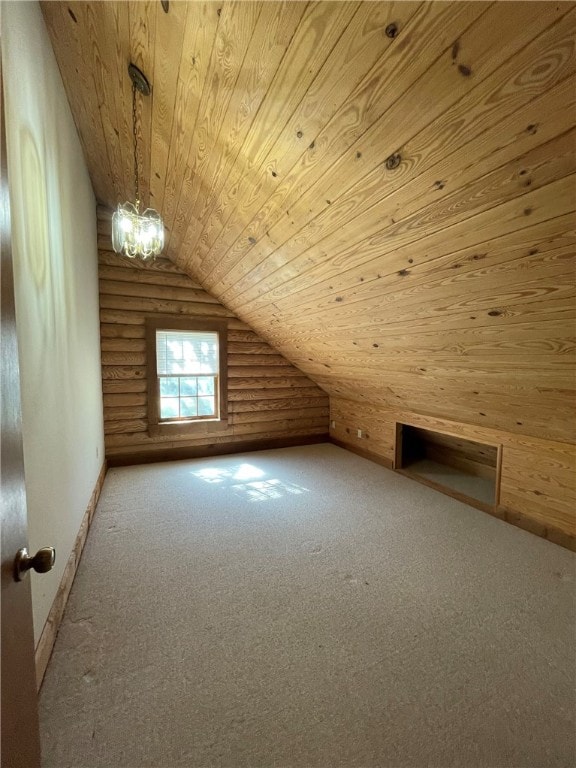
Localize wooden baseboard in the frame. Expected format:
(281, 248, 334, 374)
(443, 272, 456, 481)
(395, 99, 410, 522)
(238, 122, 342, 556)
(107, 433, 330, 467)
(330, 437, 393, 470)
(496, 505, 576, 552)
(35, 461, 107, 689)
(332, 437, 575, 552)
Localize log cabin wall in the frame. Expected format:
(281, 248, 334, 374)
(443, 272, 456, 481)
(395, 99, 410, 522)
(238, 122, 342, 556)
(98, 213, 329, 465)
(44, 3, 575, 543)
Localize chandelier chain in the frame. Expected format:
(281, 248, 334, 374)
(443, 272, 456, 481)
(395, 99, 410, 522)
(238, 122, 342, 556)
(132, 81, 140, 208)
(112, 62, 163, 260)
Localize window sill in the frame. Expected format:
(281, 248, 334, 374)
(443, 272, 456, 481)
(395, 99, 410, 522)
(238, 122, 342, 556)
(148, 419, 229, 437)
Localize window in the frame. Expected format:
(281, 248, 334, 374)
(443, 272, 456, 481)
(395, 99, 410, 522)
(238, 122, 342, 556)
(146, 317, 228, 435)
(156, 329, 219, 420)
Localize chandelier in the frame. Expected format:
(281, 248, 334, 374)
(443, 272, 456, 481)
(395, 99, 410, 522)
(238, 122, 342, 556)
(112, 63, 164, 260)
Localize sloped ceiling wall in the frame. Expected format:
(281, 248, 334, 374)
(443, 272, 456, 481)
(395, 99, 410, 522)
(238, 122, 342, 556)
(42, 1, 575, 443)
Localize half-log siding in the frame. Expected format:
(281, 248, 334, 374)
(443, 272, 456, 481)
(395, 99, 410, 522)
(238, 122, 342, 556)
(98, 219, 329, 465)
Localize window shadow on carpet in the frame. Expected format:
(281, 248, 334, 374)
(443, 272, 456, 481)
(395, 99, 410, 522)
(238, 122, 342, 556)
(191, 463, 309, 503)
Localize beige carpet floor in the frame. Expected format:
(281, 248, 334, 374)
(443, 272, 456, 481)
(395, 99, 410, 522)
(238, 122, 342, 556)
(40, 444, 575, 768)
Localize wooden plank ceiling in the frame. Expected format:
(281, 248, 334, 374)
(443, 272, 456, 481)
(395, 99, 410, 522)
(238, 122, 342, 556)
(42, 1, 576, 442)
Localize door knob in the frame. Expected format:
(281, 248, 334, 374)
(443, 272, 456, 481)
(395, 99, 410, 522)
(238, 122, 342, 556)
(14, 547, 56, 582)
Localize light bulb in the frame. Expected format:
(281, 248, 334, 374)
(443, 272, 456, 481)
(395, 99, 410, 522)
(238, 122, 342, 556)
(112, 201, 164, 259)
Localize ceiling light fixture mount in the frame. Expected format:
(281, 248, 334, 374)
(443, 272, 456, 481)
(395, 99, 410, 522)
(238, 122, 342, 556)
(112, 62, 164, 261)
(128, 62, 151, 96)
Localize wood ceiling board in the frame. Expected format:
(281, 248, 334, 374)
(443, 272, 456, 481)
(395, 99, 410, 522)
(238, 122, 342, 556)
(78, 2, 125, 203)
(219, 16, 576, 309)
(228, 77, 576, 311)
(259, 241, 576, 329)
(265, 291, 575, 344)
(229, 123, 575, 314)
(179, 1, 423, 266)
(243, 172, 576, 329)
(41, 1, 575, 444)
(193, 2, 490, 290)
(286, 318, 575, 359)
(261, 239, 576, 329)
(40, 2, 114, 202)
(128, 1, 157, 210)
(179, 2, 308, 234)
(199, 3, 568, 298)
(164, 1, 263, 247)
(175, 0, 369, 260)
(157, 2, 219, 232)
(149, 1, 188, 212)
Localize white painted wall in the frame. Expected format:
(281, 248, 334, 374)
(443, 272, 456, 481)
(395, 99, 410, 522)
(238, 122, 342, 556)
(2, 1, 105, 642)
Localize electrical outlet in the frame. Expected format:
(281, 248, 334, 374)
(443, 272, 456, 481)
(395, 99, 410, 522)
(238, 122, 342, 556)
(331, 420, 336, 429)
(357, 429, 363, 438)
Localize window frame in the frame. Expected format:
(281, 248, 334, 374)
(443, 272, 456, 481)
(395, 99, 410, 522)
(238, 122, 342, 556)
(145, 315, 228, 437)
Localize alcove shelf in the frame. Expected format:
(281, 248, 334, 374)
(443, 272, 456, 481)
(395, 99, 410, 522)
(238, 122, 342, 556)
(395, 424, 501, 512)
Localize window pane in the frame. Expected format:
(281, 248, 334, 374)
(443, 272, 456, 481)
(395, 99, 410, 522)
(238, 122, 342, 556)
(160, 398, 179, 419)
(180, 377, 198, 396)
(198, 396, 215, 416)
(160, 377, 179, 397)
(180, 398, 198, 418)
(198, 377, 215, 396)
(156, 330, 219, 375)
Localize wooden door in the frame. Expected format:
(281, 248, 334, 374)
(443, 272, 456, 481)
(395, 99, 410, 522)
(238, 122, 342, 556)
(0, 56, 43, 768)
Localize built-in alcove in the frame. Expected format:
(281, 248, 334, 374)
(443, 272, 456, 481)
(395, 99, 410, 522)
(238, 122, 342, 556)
(395, 424, 500, 510)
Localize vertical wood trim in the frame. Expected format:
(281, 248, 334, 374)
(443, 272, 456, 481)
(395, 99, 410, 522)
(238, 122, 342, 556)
(393, 422, 403, 470)
(34, 461, 107, 690)
(495, 444, 504, 507)
(145, 316, 159, 431)
(218, 321, 228, 423)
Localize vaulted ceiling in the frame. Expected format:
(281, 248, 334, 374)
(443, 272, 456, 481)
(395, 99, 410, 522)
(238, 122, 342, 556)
(41, 1, 575, 441)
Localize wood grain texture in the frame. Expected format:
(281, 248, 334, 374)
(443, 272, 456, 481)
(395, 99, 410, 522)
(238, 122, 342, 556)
(34, 462, 107, 689)
(42, 3, 574, 515)
(331, 397, 575, 549)
(106, 433, 330, 468)
(98, 216, 328, 459)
